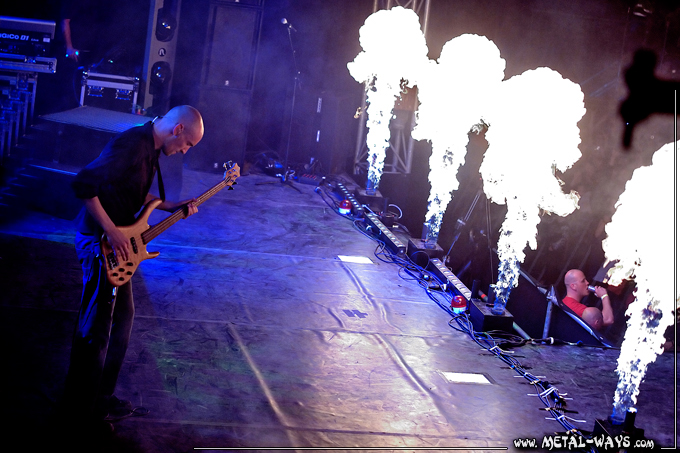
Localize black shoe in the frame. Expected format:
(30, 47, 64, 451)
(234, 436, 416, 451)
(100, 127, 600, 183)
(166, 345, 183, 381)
(101, 395, 149, 421)
(104, 395, 133, 419)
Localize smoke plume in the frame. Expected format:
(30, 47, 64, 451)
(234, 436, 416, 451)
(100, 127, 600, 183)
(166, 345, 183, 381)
(602, 141, 677, 421)
(480, 67, 585, 313)
(347, 6, 429, 191)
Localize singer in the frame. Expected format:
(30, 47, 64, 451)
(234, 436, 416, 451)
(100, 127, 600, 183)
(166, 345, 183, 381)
(563, 269, 614, 331)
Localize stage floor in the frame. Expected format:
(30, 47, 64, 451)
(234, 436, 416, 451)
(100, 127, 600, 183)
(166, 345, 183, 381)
(0, 167, 676, 452)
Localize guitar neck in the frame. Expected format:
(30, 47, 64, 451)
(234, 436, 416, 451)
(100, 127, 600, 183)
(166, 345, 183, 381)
(141, 176, 234, 243)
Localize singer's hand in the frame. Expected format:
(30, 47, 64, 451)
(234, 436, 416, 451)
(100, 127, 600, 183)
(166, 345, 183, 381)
(594, 286, 608, 299)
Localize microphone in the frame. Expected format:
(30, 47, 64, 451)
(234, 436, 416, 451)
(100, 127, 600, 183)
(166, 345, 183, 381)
(281, 18, 297, 32)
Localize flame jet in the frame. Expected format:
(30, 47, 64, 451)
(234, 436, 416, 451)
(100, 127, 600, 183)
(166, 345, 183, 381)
(480, 67, 585, 314)
(348, 6, 429, 192)
(412, 34, 505, 244)
(602, 142, 677, 423)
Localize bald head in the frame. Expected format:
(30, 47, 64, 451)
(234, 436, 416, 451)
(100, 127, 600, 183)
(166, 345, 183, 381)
(165, 105, 203, 133)
(582, 307, 603, 330)
(564, 269, 584, 286)
(564, 268, 590, 300)
(154, 105, 204, 156)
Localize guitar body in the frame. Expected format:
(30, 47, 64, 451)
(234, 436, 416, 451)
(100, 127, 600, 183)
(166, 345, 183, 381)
(100, 162, 240, 287)
(101, 199, 162, 286)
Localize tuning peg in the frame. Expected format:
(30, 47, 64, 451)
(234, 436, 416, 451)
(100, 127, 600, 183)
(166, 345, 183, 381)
(231, 181, 238, 185)
(228, 186, 234, 190)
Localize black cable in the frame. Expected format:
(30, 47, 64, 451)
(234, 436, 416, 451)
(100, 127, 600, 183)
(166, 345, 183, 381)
(326, 182, 595, 450)
(315, 183, 363, 223)
(447, 312, 596, 450)
(352, 216, 595, 450)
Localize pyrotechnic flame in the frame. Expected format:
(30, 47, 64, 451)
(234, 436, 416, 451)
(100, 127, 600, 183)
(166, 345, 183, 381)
(347, 6, 429, 191)
(480, 67, 585, 313)
(412, 34, 506, 244)
(602, 141, 677, 422)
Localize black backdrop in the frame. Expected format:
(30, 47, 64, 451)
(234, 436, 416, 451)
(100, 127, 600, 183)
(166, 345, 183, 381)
(9, 0, 679, 295)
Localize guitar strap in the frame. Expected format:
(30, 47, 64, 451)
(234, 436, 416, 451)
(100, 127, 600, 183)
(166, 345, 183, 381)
(151, 116, 166, 202)
(155, 158, 166, 202)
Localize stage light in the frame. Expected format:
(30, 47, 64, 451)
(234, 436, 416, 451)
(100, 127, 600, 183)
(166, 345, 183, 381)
(428, 258, 514, 332)
(439, 371, 491, 385)
(427, 258, 471, 300)
(363, 209, 406, 256)
(338, 199, 352, 215)
(155, 7, 177, 42)
(337, 255, 372, 264)
(335, 182, 362, 216)
(450, 295, 467, 314)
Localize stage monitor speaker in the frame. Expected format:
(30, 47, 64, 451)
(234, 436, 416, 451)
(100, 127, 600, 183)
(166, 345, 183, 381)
(142, 0, 183, 114)
(506, 272, 609, 347)
(506, 273, 549, 339)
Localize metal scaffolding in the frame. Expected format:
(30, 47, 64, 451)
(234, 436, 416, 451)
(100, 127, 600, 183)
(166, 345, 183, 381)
(353, 0, 431, 177)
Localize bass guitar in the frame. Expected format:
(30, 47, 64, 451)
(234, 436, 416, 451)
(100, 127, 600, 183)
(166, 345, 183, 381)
(101, 162, 240, 286)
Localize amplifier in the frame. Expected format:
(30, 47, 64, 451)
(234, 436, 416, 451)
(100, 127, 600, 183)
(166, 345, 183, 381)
(0, 16, 56, 57)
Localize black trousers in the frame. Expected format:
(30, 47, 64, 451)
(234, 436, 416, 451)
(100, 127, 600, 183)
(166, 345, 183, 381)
(62, 233, 134, 419)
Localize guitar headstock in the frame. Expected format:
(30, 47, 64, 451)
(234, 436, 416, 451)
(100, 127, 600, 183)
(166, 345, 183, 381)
(223, 161, 241, 187)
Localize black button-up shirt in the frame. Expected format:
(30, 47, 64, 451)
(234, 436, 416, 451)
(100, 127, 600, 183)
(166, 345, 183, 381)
(72, 121, 160, 234)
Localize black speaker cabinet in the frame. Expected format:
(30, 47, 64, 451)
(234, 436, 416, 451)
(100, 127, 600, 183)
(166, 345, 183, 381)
(177, 0, 263, 171)
(142, 0, 183, 114)
(506, 273, 550, 339)
(201, 2, 262, 91)
(187, 87, 253, 171)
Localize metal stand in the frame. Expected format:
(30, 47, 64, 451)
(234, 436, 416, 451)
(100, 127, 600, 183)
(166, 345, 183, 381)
(444, 190, 483, 254)
(0, 71, 41, 163)
(257, 20, 302, 193)
(256, 168, 301, 193)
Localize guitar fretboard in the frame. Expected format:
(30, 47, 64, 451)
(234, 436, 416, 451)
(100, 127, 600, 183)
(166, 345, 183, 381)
(141, 175, 236, 244)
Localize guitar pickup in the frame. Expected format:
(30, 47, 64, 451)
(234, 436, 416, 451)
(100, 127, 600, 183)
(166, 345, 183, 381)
(106, 252, 119, 270)
(130, 237, 138, 254)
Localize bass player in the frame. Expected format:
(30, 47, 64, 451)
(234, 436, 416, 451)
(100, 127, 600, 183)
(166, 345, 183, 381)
(58, 105, 203, 442)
